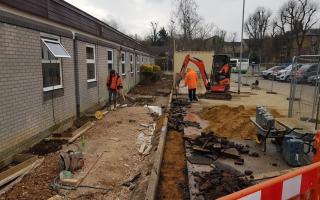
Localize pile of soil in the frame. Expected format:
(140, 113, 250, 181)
(200, 105, 282, 140)
(1, 154, 59, 200)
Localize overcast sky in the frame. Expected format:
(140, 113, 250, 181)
(64, 0, 311, 40)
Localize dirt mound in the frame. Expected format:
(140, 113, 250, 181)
(200, 105, 282, 140)
(2, 154, 59, 200)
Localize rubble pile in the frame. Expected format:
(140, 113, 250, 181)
(168, 98, 201, 132)
(193, 163, 252, 199)
(186, 132, 259, 165)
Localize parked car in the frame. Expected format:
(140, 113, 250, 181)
(295, 64, 320, 83)
(275, 64, 302, 82)
(261, 66, 282, 79)
(307, 74, 320, 85)
(275, 65, 292, 81)
(268, 65, 287, 80)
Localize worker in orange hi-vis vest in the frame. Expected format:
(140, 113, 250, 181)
(106, 70, 123, 110)
(185, 68, 198, 102)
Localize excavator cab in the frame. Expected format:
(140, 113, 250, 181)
(209, 54, 231, 92)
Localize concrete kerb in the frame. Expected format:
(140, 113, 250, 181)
(145, 90, 173, 200)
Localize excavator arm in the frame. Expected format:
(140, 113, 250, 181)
(176, 54, 210, 89)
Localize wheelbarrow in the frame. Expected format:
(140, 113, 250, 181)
(250, 117, 287, 152)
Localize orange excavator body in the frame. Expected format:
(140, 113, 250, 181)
(176, 54, 232, 100)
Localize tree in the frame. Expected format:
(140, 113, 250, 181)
(281, 0, 318, 54)
(210, 28, 227, 53)
(228, 32, 238, 57)
(158, 27, 169, 46)
(173, 0, 202, 41)
(245, 7, 272, 53)
(196, 22, 214, 39)
(168, 18, 177, 38)
(150, 21, 159, 45)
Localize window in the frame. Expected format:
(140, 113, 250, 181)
(86, 45, 96, 82)
(107, 49, 113, 71)
(41, 37, 64, 92)
(41, 39, 70, 58)
(121, 52, 126, 75)
(130, 53, 133, 73)
(141, 56, 144, 63)
(136, 55, 140, 73)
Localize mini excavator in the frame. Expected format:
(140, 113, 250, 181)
(176, 54, 232, 100)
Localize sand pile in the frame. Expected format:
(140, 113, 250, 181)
(199, 105, 282, 140)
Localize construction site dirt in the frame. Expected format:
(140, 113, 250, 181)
(157, 98, 192, 200)
(0, 74, 172, 200)
(157, 131, 189, 200)
(200, 105, 283, 140)
(1, 154, 59, 200)
(1, 107, 163, 200)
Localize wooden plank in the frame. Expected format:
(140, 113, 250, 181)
(68, 122, 95, 143)
(0, 158, 44, 195)
(253, 167, 300, 181)
(47, 195, 64, 200)
(13, 154, 34, 163)
(0, 0, 48, 17)
(48, 0, 99, 35)
(60, 178, 79, 186)
(0, 156, 38, 187)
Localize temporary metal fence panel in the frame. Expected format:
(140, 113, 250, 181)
(288, 55, 320, 130)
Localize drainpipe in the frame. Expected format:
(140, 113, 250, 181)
(73, 33, 80, 119)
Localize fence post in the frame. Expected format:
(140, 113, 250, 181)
(288, 56, 297, 117)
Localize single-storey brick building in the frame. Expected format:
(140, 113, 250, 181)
(0, 0, 154, 163)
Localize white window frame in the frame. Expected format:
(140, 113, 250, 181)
(130, 53, 134, 74)
(86, 44, 96, 82)
(136, 55, 140, 73)
(41, 38, 70, 58)
(107, 48, 113, 71)
(41, 36, 63, 92)
(121, 51, 126, 76)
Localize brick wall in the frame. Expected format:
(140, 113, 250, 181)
(0, 23, 75, 159)
(0, 22, 151, 161)
(77, 41, 99, 112)
(96, 45, 108, 104)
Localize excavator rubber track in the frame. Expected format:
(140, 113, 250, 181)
(204, 92, 232, 100)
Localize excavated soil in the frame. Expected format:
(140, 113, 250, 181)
(157, 131, 189, 200)
(200, 105, 282, 140)
(1, 154, 59, 200)
(28, 140, 66, 155)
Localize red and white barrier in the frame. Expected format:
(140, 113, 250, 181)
(219, 162, 320, 200)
